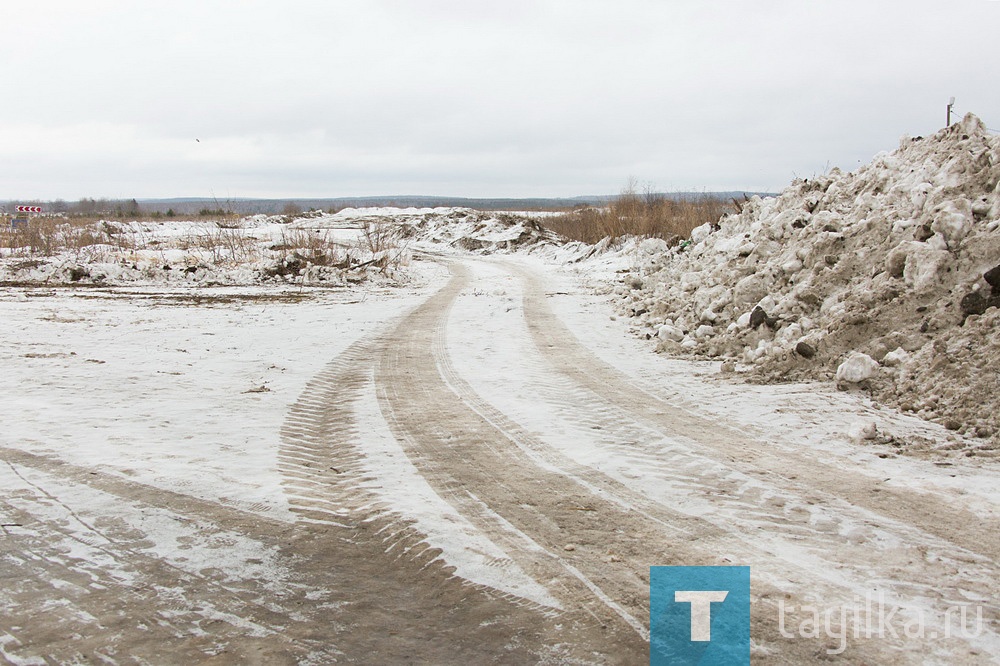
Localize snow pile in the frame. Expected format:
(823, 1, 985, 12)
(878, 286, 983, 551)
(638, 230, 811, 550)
(403, 209, 559, 253)
(617, 114, 1000, 444)
(300, 207, 560, 253)
(0, 207, 563, 288)
(0, 215, 409, 287)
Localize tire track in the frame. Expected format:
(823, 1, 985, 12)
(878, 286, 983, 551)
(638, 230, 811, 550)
(440, 279, 1000, 623)
(371, 261, 909, 663)
(0, 461, 339, 665)
(373, 263, 654, 650)
(277, 334, 561, 612)
(508, 260, 1000, 564)
(274, 291, 626, 663)
(425, 258, 999, 662)
(483, 258, 1000, 660)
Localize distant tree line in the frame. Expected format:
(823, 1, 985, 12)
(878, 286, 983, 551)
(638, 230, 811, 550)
(4, 191, 776, 219)
(2, 198, 236, 219)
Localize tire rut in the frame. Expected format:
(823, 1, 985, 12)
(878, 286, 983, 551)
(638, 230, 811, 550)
(508, 260, 1000, 564)
(420, 257, 999, 662)
(275, 292, 622, 663)
(371, 261, 898, 663)
(444, 277, 1000, 639)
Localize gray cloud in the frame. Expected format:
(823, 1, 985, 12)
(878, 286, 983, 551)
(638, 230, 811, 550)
(2, 0, 997, 200)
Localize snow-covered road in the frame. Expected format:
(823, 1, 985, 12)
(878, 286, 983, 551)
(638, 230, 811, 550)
(1, 253, 997, 664)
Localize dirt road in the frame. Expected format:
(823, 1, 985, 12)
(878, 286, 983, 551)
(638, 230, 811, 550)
(2, 256, 997, 663)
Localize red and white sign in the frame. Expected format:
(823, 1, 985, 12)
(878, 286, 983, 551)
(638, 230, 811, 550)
(15, 205, 42, 212)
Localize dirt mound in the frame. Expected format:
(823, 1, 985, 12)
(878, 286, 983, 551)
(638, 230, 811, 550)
(618, 113, 1000, 445)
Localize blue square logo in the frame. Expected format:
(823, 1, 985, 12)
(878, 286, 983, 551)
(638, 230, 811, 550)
(650, 566, 750, 665)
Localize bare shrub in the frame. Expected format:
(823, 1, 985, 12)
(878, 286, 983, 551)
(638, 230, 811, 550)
(542, 181, 730, 245)
(273, 228, 347, 267)
(358, 219, 407, 270)
(184, 222, 258, 265)
(359, 219, 397, 254)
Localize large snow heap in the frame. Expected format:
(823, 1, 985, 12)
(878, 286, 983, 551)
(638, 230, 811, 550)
(618, 113, 1000, 445)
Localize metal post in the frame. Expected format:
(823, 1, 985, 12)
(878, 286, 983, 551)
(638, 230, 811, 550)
(947, 97, 955, 126)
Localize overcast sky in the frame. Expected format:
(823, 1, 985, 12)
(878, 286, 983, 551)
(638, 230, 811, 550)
(2, 0, 998, 201)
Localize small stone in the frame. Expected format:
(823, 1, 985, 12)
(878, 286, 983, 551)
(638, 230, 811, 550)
(563, 544, 576, 552)
(749, 306, 768, 329)
(944, 420, 961, 431)
(960, 291, 989, 317)
(915, 224, 934, 242)
(794, 341, 816, 359)
(984, 264, 1000, 290)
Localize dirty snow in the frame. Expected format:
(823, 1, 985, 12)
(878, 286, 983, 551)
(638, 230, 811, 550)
(616, 113, 1000, 449)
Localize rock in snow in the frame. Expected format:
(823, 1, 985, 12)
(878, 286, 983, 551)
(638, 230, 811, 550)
(620, 113, 1000, 443)
(794, 341, 817, 359)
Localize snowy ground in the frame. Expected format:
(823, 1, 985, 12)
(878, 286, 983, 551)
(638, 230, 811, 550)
(0, 211, 998, 664)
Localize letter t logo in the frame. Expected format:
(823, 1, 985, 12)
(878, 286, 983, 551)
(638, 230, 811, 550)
(674, 590, 729, 641)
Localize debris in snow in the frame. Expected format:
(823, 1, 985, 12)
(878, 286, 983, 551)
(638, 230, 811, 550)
(794, 341, 816, 359)
(309, 207, 560, 254)
(749, 306, 770, 330)
(0, 214, 411, 287)
(617, 113, 1000, 445)
(0, 207, 558, 288)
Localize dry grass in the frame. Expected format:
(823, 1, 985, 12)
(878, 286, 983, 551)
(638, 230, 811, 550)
(0, 218, 122, 257)
(1, 214, 244, 256)
(541, 183, 730, 245)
